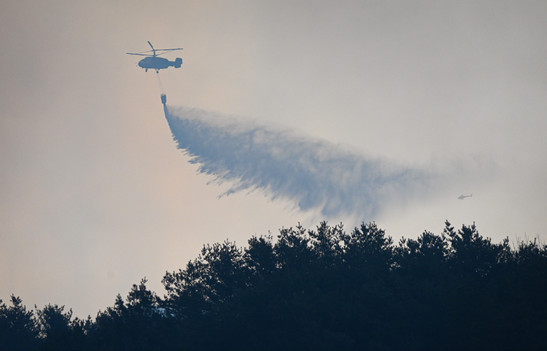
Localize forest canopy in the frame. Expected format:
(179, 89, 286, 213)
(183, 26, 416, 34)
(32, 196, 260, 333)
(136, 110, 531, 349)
(1, 221, 546, 350)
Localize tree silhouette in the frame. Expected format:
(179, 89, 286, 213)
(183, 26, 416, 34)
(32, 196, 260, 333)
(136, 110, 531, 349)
(3, 221, 547, 350)
(0, 295, 38, 350)
(35, 304, 89, 351)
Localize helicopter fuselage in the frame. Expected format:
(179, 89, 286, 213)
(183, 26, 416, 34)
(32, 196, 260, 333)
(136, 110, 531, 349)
(138, 56, 182, 72)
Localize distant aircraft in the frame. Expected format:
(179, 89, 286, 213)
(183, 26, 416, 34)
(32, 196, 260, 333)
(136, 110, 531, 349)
(458, 194, 473, 200)
(127, 41, 183, 73)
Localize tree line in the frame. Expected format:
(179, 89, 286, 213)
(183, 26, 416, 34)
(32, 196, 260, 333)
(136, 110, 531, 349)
(1, 221, 546, 350)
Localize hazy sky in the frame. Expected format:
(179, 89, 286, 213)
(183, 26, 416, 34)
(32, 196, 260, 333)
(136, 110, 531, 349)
(1, 0, 546, 317)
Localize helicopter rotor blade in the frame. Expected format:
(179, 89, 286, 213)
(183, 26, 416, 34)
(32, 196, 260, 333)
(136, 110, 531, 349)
(147, 41, 157, 56)
(155, 48, 184, 51)
(127, 43, 182, 58)
(126, 48, 155, 54)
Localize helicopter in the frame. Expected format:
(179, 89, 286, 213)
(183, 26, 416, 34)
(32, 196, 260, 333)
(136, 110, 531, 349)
(127, 41, 183, 73)
(458, 193, 473, 200)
